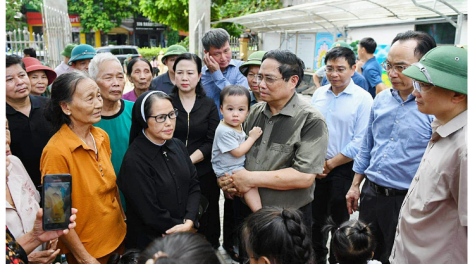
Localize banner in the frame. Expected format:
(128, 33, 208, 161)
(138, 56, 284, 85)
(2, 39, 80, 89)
(314, 32, 333, 70)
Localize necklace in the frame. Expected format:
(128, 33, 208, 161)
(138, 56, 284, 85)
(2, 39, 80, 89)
(80, 132, 99, 161)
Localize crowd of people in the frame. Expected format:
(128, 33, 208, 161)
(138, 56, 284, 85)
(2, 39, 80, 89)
(5, 27, 467, 264)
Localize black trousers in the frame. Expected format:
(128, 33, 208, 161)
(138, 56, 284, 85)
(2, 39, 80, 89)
(196, 171, 221, 248)
(311, 161, 354, 264)
(359, 179, 406, 264)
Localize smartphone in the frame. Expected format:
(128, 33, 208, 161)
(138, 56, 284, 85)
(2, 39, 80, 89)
(42, 174, 72, 231)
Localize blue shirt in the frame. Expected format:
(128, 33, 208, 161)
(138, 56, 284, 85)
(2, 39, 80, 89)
(250, 91, 258, 106)
(201, 59, 249, 119)
(353, 89, 434, 190)
(322, 71, 370, 92)
(311, 80, 373, 160)
(362, 56, 383, 97)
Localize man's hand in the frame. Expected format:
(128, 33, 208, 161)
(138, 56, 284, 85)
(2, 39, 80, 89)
(346, 185, 360, 214)
(28, 249, 61, 264)
(231, 169, 253, 193)
(356, 60, 365, 73)
(203, 53, 220, 73)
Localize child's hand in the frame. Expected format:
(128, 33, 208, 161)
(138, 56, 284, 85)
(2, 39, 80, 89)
(249, 127, 263, 139)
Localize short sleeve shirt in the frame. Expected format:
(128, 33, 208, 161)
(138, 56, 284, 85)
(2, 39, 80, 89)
(362, 56, 383, 97)
(211, 122, 246, 177)
(244, 93, 328, 208)
(390, 110, 467, 264)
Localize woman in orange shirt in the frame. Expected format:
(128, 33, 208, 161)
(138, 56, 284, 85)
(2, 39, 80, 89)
(41, 71, 126, 264)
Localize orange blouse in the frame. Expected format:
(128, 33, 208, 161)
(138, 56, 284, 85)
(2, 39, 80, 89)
(40, 124, 126, 258)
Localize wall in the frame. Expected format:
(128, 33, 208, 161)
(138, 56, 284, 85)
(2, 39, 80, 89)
(458, 17, 468, 45)
(347, 24, 414, 45)
(260, 32, 281, 51)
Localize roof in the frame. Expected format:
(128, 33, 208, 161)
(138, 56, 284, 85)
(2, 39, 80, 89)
(214, 0, 467, 34)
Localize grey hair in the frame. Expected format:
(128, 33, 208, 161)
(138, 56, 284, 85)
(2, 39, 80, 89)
(88, 52, 122, 80)
(201, 28, 230, 52)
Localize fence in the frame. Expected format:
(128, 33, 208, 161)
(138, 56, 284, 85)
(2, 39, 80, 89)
(6, 28, 48, 62)
(229, 35, 259, 60)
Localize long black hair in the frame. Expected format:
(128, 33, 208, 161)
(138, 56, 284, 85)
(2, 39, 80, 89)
(242, 207, 315, 264)
(171, 53, 206, 97)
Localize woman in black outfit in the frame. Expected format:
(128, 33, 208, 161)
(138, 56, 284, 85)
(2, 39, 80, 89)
(118, 91, 201, 250)
(169, 53, 220, 249)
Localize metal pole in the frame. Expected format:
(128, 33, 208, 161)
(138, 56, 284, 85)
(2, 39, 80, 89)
(454, 14, 463, 44)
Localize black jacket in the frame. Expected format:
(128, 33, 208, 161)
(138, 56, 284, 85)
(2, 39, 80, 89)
(118, 135, 200, 250)
(170, 93, 219, 177)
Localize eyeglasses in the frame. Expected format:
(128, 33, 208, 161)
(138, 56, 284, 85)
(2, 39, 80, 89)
(254, 74, 286, 85)
(148, 109, 178, 123)
(325, 67, 348, 74)
(381, 62, 409, 73)
(412, 79, 433, 93)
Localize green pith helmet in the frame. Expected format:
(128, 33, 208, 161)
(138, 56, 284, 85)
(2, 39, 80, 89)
(68, 44, 97, 65)
(61, 44, 77, 58)
(330, 41, 352, 50)
(403, 46, 467, 95)
(239, 51, 267, 76)
(162, 45, 187, 65)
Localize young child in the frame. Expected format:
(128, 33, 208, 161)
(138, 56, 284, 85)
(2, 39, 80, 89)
(323, 219, 382, 264)
(211, 85, 263, 212)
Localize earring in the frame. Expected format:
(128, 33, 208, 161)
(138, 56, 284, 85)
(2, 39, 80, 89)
(67, 112, 71, 115)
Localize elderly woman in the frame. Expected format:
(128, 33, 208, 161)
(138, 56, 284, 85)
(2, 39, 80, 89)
(238, 51, 266, 106)
(6, 120, 60, 264)
(169, 53, 220, 249)
(122, 58, 153, 102)
(118, 91, 200, 250)
(22, 57, 57, 96)
(41, 71, 126, 264)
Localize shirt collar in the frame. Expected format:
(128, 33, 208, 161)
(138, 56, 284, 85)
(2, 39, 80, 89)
(163, 72, 172, 84)
(262, 92, 299, 118)
(134, 134, 178, 160)
(250, 91, 258, 104)
(6, 95, 38, 114)
(390, 88, 415, 103)
(327, 78, 356, 95)
(58, 124, 104, 153)
(204, 60, 237, 73)
(431, 110, 467, 141)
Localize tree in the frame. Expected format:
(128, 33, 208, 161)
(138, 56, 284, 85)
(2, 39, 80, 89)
(139, 0, 282, 35)
(139, 0, 188, 32)
(68, 0, 139, 33)
(6, 0, 42, 31)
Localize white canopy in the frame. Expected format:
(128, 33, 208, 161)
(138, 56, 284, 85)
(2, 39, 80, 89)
(215, 0, 466, 40)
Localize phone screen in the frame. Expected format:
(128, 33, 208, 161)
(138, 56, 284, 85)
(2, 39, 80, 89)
(42, 174, 72, 231)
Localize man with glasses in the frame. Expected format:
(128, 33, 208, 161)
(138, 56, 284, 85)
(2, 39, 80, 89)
(310, 47, 373, 264)
(219, 50, 329, 229)
(68, 44, 97, 73)
(390, 46, 467, 264)
(345, 31, 436, 264)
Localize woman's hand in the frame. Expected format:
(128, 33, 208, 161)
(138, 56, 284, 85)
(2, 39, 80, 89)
(28, 248, 60, 264)
(31, 208, 78, 243)
(165, 220, 195, 235)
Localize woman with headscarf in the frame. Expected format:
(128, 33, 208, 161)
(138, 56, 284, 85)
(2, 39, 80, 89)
(118, 91, 201, 250)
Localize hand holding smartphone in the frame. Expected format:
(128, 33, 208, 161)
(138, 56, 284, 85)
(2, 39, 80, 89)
(42, 174, 72, 231)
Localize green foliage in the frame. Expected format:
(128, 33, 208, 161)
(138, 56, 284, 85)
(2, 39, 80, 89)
(212, 0, 282, 35)
(350, 40, 360, 55)
(6, 0, 42, 31)
(165, 29, 181, 46)
(139, 0, 188, 32)
(177, 36, 189, 51)
(138, 47, 168, 60)
(67, 0, 139, 33)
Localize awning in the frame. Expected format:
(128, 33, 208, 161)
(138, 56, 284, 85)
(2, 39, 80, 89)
(214, 0, 467, 37)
